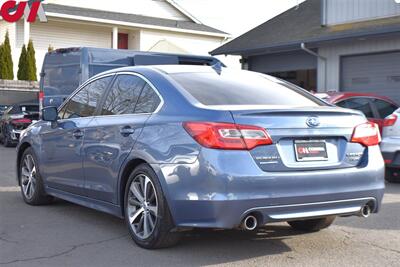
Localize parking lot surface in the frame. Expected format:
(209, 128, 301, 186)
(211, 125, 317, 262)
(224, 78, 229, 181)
(0, 145, 399, 267)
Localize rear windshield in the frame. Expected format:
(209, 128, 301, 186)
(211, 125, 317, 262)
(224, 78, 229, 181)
(170, 70, 323, 106)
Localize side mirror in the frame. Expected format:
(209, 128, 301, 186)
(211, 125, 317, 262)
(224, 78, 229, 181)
(42, 106, 58, 122)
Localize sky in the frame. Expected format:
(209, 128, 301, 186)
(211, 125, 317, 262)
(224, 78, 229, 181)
(175, 0, 306, 37)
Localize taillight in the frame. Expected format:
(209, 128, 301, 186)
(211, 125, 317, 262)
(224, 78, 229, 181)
(351, 122, 381, 147)
(11, 119, 32, 125)
(383, 114, 397, 127)
(183, 122, 272, 150)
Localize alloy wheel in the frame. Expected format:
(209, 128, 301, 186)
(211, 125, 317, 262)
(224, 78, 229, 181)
(21, 154, 37, 199)
(127, 174, 158, 239)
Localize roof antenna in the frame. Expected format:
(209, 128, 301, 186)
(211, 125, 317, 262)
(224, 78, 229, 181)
(212, 61, 222, 75)
(295, 0, 300, 10)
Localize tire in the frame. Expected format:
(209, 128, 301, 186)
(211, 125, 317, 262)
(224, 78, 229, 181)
(385, 168, 400, 183)
(287, 216, 336, 232)
(19, 147, 53, 205)
(124, 163, 181, 249)
(3, 129, 13, 147)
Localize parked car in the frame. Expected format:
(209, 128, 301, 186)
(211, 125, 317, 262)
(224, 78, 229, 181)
(0, 105, 8, 116)
(40, 47, 224, 109)
(380, 108, 400, 183)
(0, 103, 39, 147)
(17, 66, 384, 249)
(315, 92, 398, 133)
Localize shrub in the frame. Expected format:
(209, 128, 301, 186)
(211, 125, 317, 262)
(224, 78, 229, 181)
(17, 45, 28, 81)
(26, 39, 37, 81)
(0, 32, 14, 80)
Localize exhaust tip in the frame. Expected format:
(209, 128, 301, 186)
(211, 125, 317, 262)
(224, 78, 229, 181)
(243, 215, 258, 231)
(360, 205, 371, 218)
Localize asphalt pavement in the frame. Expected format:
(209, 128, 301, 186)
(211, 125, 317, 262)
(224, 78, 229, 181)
(0, 145, 399, 267)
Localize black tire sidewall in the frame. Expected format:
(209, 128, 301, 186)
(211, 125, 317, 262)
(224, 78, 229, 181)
(124, 164, 174, 249)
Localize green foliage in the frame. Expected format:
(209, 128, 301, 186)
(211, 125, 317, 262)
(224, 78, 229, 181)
(0, 31, 14, 80)
(17, 45, 28, 81)
(26, 40, 37, 81)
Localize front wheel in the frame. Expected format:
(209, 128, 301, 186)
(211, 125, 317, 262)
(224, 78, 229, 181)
(124, 164, 181, 249)
(19, 148, 53, 205)
(287, 216, 336, 232)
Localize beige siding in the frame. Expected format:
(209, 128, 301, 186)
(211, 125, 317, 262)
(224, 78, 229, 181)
(317, 36, 400, 91)
(140, 29, 223, 55)
(44, 0, 190, 21)
(27, 20, 112, 78)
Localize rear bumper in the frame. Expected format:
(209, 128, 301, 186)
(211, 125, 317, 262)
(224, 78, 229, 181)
(153, 145, 385, 229)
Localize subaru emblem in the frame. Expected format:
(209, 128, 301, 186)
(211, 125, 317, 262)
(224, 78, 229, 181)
(306, 116, 320, 127)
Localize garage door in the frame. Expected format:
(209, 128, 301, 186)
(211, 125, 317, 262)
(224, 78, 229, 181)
(341, 52, 400, 105)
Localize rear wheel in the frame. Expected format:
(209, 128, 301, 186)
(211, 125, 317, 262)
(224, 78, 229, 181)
(124, 164, 181, 249)
(385, 168, 400, 183)
(19, 148, 53, 205)
(287, 216, 336, 232)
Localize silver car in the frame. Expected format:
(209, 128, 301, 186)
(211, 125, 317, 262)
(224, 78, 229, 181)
(381, 108, 400, 183)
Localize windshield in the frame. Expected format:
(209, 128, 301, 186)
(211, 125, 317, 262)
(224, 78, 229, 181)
(170, 70, 324, 107)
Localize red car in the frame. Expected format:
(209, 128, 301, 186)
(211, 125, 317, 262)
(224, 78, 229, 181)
(316, 92, 399, 132)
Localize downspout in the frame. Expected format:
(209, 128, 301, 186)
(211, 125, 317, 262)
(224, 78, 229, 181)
(301, 43, 327, 91)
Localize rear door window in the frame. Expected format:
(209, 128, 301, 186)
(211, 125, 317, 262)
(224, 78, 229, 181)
(371, 99, 397, 119)
(336, 98, 374, 118)
(134, 84, 161, 113)
(61, 76, 113, 119)
(100, 75, 146, 115)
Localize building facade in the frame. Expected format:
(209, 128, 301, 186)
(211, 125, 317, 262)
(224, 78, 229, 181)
(0, 0, 228, 79)
(212, 0, 400, 104)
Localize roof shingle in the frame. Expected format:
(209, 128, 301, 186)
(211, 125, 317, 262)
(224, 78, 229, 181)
(44, 4, 227, 36)
(211, 0, 400, 55)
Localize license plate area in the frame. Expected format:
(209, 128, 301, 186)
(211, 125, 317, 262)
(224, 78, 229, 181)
(294, 140, 328, 162)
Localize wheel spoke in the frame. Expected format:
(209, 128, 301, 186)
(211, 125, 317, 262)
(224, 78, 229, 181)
(148, 205, 157, 216)
(143, 213, 150, 237)
(21, 167, 30, 178)
(130, 182, 144, 203)
(24, 180, 31, 197)
(129, 207, 144, 224)
(148, 213, 155, 230)
(128, 199, 141, 207)
(144, 176, 151, 201)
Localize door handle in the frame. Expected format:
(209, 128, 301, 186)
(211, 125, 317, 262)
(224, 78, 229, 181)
(120, 126, 135, 137)
(72, 130, 84, 139)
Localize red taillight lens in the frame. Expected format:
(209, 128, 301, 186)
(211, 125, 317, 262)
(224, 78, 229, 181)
(351, 122, 381, 147)
(11, 119, 32, 125)
(383, 114, 397, 127)
(183, 122, 272, 150)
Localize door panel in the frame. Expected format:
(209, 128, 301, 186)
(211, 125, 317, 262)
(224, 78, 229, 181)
(40, 117, 92, 195)
(41, 75, 113, 195)
(82, 74, 156, 203)
(83, 115, 149, 203)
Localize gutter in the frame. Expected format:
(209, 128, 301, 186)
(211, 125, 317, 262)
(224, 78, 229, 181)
(301, 43, 327, 91)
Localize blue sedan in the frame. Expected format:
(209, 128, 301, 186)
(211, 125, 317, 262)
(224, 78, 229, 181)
(16, 65, 384, 249)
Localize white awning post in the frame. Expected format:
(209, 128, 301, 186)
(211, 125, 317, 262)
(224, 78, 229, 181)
(112, 27, 118, 49)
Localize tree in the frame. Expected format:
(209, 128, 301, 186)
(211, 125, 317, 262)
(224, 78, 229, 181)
(48, 44, 54, 52)
(26, 39, 37, 81)
(0, 32, 14, 80)
(17, 45, 28, 80)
